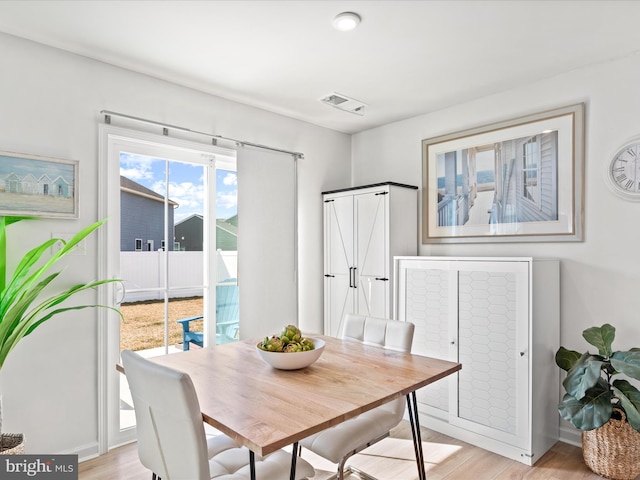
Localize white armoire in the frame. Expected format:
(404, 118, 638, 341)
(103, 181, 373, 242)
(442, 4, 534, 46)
(394, 256, 559, 465)
(323, 182, 417, 337)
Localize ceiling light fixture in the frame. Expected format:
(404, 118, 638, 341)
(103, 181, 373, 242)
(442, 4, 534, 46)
(332, 12, 361, 31)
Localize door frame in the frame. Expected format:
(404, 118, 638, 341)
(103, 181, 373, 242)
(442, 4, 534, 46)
(97, 124, 236, 452)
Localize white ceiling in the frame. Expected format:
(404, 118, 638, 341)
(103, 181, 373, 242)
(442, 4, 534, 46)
(1, 1, 640, 134)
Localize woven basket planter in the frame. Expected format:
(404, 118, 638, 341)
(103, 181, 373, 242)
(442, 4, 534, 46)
(582, 409, 640, 480)
(0, 433, 24, 455)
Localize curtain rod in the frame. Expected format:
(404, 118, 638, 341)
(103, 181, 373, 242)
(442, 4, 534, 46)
(100, 110, 305, 159)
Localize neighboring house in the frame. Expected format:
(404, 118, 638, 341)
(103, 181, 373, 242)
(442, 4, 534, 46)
(217, 215, 238, 251)
(174, 214, 203, 251)
(174, 213, 238, 251)
(120, 175, 178, 252)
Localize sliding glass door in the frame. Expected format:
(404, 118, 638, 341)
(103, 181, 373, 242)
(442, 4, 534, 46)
(99, 125, 237, 449)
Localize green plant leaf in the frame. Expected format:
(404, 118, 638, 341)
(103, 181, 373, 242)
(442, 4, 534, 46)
(0, 218, 121, 370)
(0, 216, 34, 293)
(583, 324, 615, 357)
(558, 378, 613, 430)
(612, 379, 640, 432)
(0, 239, 61, 319)
(611, 351, 640, 381)
(555, 346, 582, 371)
(0, 272, 60, 347)
(563, 352, 604, 400)
(0, 278, 121, 368)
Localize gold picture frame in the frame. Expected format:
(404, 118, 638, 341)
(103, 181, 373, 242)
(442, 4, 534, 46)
(422, 103, 584, 243)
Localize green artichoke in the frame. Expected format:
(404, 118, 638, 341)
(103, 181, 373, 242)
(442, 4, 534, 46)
(281, 324, 302, 343)
(259, 335, 284, 352)
(300, 338, 315, 351)
(258, 325, 315, 353)
(283, 342, 303, 353)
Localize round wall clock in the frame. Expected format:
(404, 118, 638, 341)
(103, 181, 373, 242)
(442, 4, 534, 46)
(608, 140, 640, 200)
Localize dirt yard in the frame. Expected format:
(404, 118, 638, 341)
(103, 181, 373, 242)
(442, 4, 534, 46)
(120, 296, 203, 351)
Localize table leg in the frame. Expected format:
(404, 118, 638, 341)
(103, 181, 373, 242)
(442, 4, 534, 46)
(406, 392, 426, 480)
(289, 441, 299, 480)
(250, 450, 256, 480)
(250, 443, 298, 480)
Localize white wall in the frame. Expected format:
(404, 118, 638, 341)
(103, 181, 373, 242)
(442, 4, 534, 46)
(0, 33, 350, 455)
(4, 25, 636, 458)
(352, 52, 640, 445)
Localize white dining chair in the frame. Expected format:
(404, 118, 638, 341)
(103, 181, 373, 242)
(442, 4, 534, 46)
(300, 314, 415, 480)
(121, 349, 315, 480)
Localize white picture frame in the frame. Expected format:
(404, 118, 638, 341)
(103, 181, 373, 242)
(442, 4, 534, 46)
(0, 150, 79, 219)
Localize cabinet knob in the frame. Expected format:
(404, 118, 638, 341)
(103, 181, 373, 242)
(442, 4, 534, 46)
(450, 341, 456, 345)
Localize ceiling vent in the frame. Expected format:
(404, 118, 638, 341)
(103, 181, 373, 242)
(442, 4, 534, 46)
(320, 92, 367, 116)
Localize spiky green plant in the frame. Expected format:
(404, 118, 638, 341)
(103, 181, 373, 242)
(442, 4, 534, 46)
(0, 217, 121, 370)
(556, 324, 640, 433)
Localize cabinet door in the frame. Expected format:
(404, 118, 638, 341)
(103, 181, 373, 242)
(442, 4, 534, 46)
(324, 272, 353, 337)
(324, 195, 355, 336)
(451, 260, 530, 450)
(396, 259, 456, 417)
(354, 190, 387, 317)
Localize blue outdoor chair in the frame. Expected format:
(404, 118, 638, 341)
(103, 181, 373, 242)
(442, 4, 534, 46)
(177, 279, 239, 350)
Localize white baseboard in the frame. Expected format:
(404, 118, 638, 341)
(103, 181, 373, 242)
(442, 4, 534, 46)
(559, 425, 581, 447)
(61, 441, 100, 462)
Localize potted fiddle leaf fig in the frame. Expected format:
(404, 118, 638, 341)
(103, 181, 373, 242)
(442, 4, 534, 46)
(555, 323, 640, 480)
(0, 216, 121, 453)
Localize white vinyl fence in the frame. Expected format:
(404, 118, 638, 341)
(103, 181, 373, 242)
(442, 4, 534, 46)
(120, 250, 237, 303)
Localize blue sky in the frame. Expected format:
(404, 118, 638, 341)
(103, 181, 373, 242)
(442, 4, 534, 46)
(119, 152, 237, 222)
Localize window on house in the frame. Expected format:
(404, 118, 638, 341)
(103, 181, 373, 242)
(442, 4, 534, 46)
(147, 239, 154, 251)
(522, 138, 539, 205)
(134, 238, 142, 252)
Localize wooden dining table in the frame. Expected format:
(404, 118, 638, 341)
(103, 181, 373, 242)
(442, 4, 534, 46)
(145, 335, 461, 480)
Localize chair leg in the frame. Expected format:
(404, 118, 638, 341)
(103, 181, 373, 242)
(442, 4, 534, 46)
(299, 431, 389, 480)
(325, 464, 380, 480)
(344, 465, 379, 480)
(334, 432, 390, 480)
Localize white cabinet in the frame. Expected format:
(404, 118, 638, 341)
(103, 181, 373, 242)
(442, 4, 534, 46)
(394, 256, 559, 465)
(323, 183, 417, 337)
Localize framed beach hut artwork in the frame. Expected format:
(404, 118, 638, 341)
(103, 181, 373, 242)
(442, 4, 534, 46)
(422, 103, 584, 243)
(0, 151, 79, 219)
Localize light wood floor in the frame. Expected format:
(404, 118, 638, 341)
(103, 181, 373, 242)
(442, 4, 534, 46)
(78, 421, 609, 480)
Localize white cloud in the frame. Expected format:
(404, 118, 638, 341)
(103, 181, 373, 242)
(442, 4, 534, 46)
(223, 172, 237, 186)
(151, 180, 205, 212)
(217, 191, 237, 209)
(119, 153, 154, 180)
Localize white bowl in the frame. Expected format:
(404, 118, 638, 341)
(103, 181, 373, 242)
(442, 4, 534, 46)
(256, 338, 325, 370)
